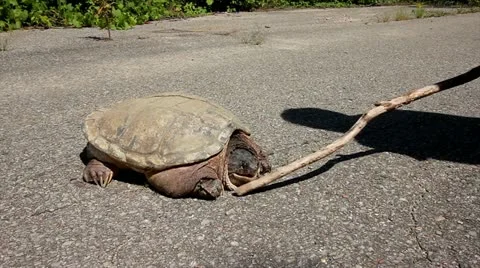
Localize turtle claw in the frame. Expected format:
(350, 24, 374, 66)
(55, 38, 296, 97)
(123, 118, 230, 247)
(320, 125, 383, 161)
(96, 170, 113, 187)
(194, 178, 223, 199)
(99, 173, 107, 188)
(83, 159, 115, 188)
(106, 173, 114, 186)
(100, 172, 113, 187)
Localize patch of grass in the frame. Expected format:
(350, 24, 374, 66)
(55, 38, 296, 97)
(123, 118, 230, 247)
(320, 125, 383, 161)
(376, 13, 391, 22)
(241, 28, 265, 45)
(377, 7, 480, 24)
(456, 7, 480, 14)
(394, 9, 411, 21)
(424, 10, 450, 17)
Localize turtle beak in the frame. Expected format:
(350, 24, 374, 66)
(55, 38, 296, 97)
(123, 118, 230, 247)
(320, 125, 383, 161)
(230, 170, 261, 186)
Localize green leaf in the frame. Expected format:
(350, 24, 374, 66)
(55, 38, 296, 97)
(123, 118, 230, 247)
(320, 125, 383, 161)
(112, 8, 122, 17)
(71, 18, 82, 27)
(206, 0, 214, 5)
(7, 0, 18, 6)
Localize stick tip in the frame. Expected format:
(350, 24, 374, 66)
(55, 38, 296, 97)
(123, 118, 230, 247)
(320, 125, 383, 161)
(233, 186, 248, 196)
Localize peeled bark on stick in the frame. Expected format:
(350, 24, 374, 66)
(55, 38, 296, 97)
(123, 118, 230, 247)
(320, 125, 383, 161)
(235, 65, 480, 196)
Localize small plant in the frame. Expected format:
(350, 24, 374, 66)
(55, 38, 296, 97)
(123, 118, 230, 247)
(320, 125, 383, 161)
(377, 13, 391, 23)
(94, 0, 115, 40)
(0, 35, 8, 51)
(241, 28, 264, 45)
(413, 3, 425, 18)
(394, 9, 411, 21)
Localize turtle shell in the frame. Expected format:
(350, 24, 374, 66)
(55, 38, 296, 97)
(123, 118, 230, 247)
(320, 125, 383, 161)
(84, 93, 251, 171)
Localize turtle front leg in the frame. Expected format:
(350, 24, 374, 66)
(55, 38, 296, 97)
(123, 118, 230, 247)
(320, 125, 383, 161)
(83, 159, 116, 187)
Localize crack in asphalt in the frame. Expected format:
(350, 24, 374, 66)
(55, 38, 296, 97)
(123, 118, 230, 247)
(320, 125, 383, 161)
(109, 237, 132, 266)
(31, 203, 76, 217)
(448, 245, 463, 268)
(410, 204, 432, 263)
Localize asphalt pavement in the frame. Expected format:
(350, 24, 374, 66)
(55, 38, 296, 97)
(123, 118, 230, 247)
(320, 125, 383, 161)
(1, 6, 479, 267)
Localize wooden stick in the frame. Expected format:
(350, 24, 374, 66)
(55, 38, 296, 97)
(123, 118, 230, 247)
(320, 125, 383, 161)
(235, 66, 480, 196)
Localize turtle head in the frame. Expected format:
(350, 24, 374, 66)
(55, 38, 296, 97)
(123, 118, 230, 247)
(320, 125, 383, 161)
(226, 132, 271, 187)
(228, 148, 263, 185)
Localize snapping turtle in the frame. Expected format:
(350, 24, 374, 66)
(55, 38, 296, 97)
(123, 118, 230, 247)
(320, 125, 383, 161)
(81, 93, 271, 199)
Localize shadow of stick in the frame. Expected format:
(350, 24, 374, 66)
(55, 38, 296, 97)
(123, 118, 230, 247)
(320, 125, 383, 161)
(246, 149, 381, 195)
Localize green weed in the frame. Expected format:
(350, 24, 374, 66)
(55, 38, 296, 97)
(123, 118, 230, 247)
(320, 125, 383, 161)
(94, 0, 114, 39)
(414, 3, 425, 18)
(394, 9, 411, 21)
